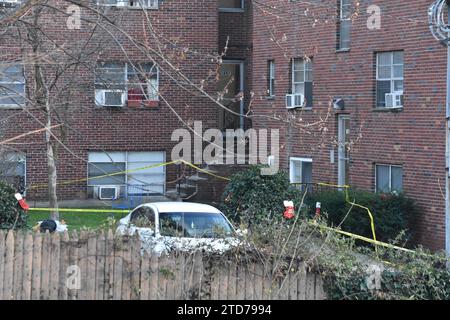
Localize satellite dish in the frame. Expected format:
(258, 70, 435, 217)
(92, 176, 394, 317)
(333, 98, 345, 110)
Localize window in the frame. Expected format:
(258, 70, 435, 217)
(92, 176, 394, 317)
(0, 64, 25, 106)
(289, 158, 313, 192)
(130, 206, 156, 228)
(0, 152, 26, 193)
(292, 58, 313, 108)
(219, 0, 244, 11)
(95, 62, 159, 106)
(159, 212, 234, 238)
(338, 0, 351, 50)
(87, 151, 166, 198)
(96, 0, 158, 9)
(376, 51, 404, 108)
(375, 164, 403, 193)
(267, 60, 275, 97)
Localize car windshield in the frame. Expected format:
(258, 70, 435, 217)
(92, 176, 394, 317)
(158, 212, 234, 238)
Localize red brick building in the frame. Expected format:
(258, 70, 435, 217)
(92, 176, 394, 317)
(1, 0, 448, 252)
(0, 0, 251, 201)
(250, 0, 448, 251)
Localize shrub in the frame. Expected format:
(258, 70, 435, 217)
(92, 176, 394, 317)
(305, 189, 416, 243)
(0, 181, 28, 230)
(220, 165, 305, 226)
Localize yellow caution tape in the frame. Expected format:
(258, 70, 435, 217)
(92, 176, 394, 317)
(309, 221, 414, 254)
(317, 182, 378, 254)
(28, 208, 129, 214)
(28, 159, 230, 190)
(180, 160, 231, 181)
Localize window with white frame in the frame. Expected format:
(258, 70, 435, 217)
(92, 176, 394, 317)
(94, 62, 158, 106)
(375, 164, 403, 193)
(376, 51, 404, 108)
(0, 64, 25, 106)
(96, 0, 158, 9)
(292, 58, 313, 108)
(338, 0, 351, 50)
(219, 0, 244, 11)
(289, 158, 313, 191)
(0, 151, 26, 193)
(87, 151, 166, 198)
(267, 60, 275, 97)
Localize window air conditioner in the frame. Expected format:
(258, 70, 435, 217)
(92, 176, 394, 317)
(128, 0, 158, 9)
(98, 186, 119, 200)
(95, 90, 126, 107)
(385, 92, 403, 108)
(286, 94, 305, 109)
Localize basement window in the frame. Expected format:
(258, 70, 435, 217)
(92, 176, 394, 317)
(219, 0, 244, 12)
(87, 151, 166, 199)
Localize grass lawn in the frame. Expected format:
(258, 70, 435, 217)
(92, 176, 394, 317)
(27, 211, 129, 231)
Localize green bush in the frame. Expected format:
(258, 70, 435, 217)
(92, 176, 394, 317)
(0, 181, 28, 230)
(221, 165, 304, 225)
(305, 189, 416, 243)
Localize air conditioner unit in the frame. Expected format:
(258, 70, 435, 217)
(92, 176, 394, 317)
(0, 0, 20, 5)
(286, 94, 305, 109)
(98, 186, 119, 200)
(115, 0, 128, 7)
(128, 0, 158, 9)
(96, 0, 118, 6)
(385, 92, 403, 108)
(95, 90, 126, 107)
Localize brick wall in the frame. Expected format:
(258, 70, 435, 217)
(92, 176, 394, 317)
(0, 0, 221, 200)
(251, 0, 447, 250)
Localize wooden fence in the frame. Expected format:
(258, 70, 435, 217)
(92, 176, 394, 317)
(0, 229, 327, 300)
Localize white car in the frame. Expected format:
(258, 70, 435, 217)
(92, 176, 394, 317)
(116, 202, 241, 255)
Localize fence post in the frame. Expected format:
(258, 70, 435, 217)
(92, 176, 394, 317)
(139, 251, 150, 300)
(67, 230, 79, 300)
(0, 230, 5, 300)
(113, 233, 123, 300)
(4, 230, 15, 300)
(130, 234, 141, 300)
(49, 233, 61, 300)
(22, 232, 33, 300)
(31, 231, 42, 300)
(95, 231, 106, 300)
(40, 232, 51, 299)
(148, 252, 159, 300)
(58, 231, 70, 300)
(13, 231, 24, 300)
(86, 232, 97, 300)
(105, 229, 114, 300)
(157, 253, 168, 300)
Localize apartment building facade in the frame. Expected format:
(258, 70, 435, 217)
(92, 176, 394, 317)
(0, 0, 252, 202)
(1, 0, 447, 251)
(251, 0, 448, 250)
